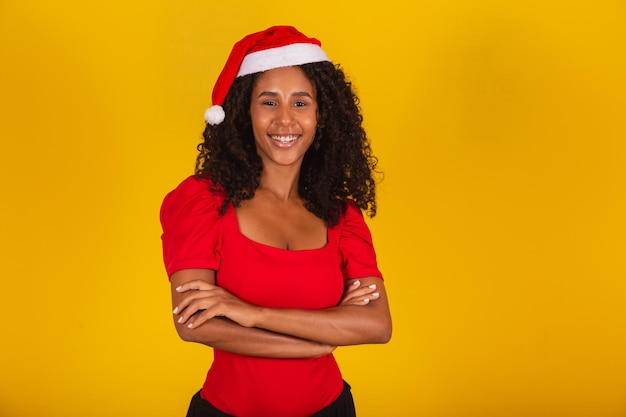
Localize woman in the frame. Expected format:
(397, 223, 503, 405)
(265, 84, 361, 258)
(160, 25, 392, 417)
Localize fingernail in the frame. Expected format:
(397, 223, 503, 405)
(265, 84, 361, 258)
(176, 285, 183, 291)
(177, 316, 184, 323)
(352, 281, 360, 286)
(187, 322, 193, 328)
(173, 306, 179, 314)
(368, 284, 376, 289)
(363, 298, 370, 303)
(372, 292, 379, 297)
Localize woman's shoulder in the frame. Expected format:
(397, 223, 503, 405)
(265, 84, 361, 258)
(337, 199, 376, 240)
(330, 199, 368, 233)
(160, 175, 225, 226)
(168, 174, 213, 195)
(335, 199, 381, 278)
(340, 200, 365, 223)
(165, 175, 225, 201)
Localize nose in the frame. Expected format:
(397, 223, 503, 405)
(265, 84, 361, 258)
(276, 106, 295, 126)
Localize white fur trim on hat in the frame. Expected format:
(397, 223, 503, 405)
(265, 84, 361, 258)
(237, 43, 330, 77)
(204, 105, 225, 125)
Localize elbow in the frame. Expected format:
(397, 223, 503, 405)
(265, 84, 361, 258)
(357, 315, 391, 345)
(378, 327, 392, 344)
(174, 322, 202, 343)
(174, 318, 225, 345)
(175, 325, 194, 343)
(373, 319, 393, 344)
(350, 310, 392, 345)
(373, 309, 393, 344)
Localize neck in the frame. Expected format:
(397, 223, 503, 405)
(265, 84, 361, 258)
(258, 165, 301, 201)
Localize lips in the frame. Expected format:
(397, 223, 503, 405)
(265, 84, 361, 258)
(270, 134, 299, 144)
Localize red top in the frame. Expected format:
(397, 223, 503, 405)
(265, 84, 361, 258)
(160, 176, 382, 417)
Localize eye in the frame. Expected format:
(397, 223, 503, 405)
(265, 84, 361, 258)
(262, 100, 277, 106)
(293, 101, 307, 107)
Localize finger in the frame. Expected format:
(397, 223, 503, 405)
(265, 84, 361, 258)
(186, 299, 241, 328)
(349, 284, 377, 297)
(341, 291, 380, 306)
(186, 308, 221, 329)
(359, 292, 380, 303)
(176, 280, 216, 292)
(174, 289, 211, 313)
(348, 298, 371, 306)
(174, 292, 221, 323)
(345, 282, 376, 295)
(344, 280, 361, 292)
(341, 284, 377, 304)
(176, 299, 211, 325)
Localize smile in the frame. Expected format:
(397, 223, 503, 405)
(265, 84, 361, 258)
(270, 135, 299, 144)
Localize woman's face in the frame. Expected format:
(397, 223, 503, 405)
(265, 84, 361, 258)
(249, 66, 318, 170)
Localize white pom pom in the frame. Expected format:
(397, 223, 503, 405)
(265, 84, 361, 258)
(204, 105, 225, 125)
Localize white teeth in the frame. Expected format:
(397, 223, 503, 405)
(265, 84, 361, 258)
(271, 135, 298, 143)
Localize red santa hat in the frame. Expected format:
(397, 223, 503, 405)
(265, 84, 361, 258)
(204, 25, 331, 125)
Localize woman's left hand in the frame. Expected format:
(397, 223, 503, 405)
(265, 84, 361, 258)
(173, 280, 260, 329)
(339, 279, 380, 306)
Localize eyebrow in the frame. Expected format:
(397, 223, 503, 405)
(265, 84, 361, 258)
(256, 91, 314, 99)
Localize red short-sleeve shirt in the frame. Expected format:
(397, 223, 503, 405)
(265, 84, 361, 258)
(160, 176, 382, 417)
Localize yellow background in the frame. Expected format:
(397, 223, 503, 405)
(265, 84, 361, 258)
(1, 1, 625, 416)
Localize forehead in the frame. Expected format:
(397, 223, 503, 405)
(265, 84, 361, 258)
(252, 66, 315, 92)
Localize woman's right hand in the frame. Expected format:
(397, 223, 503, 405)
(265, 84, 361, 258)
(339, 279, 380, 306)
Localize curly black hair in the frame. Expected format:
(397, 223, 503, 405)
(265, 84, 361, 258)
(195, 61, 379, 227)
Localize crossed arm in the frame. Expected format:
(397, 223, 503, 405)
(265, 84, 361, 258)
(169, 268, 392, 359)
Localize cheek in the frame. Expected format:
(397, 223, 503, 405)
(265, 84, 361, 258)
(304, 117, 318, 133)
(302, 110, 319, 128)
(250, 111, 271, 132)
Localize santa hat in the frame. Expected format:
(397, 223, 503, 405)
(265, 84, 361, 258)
(204, 25, 331, 125)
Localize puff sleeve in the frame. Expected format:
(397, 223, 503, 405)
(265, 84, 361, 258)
(160, 176, 224, 278)
(338, 201, 383, 280)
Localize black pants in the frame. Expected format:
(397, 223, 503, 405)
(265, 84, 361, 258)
(186, 381, 356, 417)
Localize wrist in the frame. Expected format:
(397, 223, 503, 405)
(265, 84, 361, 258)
(250, 306, 266, 328)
